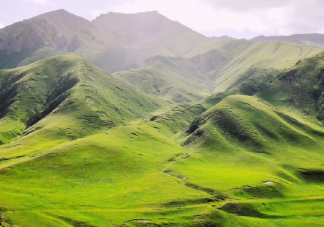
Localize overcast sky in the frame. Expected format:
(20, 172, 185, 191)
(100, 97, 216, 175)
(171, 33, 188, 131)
(0, 0, 323, 39)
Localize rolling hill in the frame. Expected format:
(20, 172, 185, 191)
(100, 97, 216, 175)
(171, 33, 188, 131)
(185, 39, 322, 92)
(114, 55, 212, 103)
(114, 38, 321, 101)
(2, 82, 324, 226)
(2, 8, 324, 227)
(0, 55, 161, 168)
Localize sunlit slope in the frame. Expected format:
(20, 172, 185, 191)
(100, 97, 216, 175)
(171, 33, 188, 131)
(1, 94, 324, 226)
(260, 51, 324, 121)
(0, 55, 160, 160)
(114, 55, 212, 103)
(185, 39, 322, 92)
(172, 95, 324, 226)
(0, 114, 214, 227)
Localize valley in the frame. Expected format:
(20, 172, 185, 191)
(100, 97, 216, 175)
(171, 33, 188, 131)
(0, 8, 324, 227)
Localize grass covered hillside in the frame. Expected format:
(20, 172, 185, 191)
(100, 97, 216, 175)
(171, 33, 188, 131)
(2, 8, 324, 227)
(1, 92, 324, 226)
(0, 55, 160, 167)
(260, 51, 324, 120)
(114, 55, 212, 103)
(185, 39, 322, 92)
(117, 39, 322, 104)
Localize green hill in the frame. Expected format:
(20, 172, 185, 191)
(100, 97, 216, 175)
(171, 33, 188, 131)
(114, 39, 321, 103)
(2, 9, 324, 227)
(260, 51, 324, 120)
(114, 55, 212, 103)
(0, 55, 160, 166)
(2, 92, 324, 226)
(185, 39, 322, 92)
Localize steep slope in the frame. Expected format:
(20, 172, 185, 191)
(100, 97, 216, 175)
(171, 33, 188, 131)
(185, 39, 322, 92)
(114, 55, 212, 103)
(0, 55, 160, 157)
(0, 9, 108, 69)
(92, 11, 209, 56)
(91, 11, 210, 72)
(260, 51, 324, 120)
(252, 33, 324, 49)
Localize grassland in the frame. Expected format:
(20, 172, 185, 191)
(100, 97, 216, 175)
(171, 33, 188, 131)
(114, 56, 211, 103)
(1, 40, 324, 226)
(1, 87, 324, 226)
(185, 39, 323, 92)
(2, 8, 324, 227)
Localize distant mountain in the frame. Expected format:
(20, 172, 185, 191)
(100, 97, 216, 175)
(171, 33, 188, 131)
(0, 9, 108, 69)
(184, 39, 322, 92)
(91, 11, 209, 71)
(252, 33, 324, 49)
(114, 55, 212, 103)
(0, 10, 210, 73)
(210, 35, 237, 40)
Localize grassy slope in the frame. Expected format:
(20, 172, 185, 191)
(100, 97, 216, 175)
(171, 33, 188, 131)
(185, 39, 322, 92)
(0, 55, 161, 165)
(114, 38, 312, 104)
(2, 35, 324, 227)
(174, 95, 324, 226)
(1, 93, 324, 226)
(259, 51, 324, 120)
(114, 56, 211, 103)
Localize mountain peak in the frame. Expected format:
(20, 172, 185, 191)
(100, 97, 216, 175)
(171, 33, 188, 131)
(92, 10, 191, 35)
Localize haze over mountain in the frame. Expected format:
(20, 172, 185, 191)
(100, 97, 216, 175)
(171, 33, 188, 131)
(0, 9, 209, 72)
(2, 7, 324, 227)
(252, 33, 324, 49)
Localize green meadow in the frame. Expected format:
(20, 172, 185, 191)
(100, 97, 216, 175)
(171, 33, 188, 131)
(1, 10, 324, 226)
(1, 81, 324, 226)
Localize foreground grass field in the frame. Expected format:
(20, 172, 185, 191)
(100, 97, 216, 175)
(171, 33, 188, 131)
(1, 94, 324, 226)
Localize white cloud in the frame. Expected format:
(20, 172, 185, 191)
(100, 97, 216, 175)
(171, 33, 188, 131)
(22, 0, 52, 5)
(0, 22, 4, 29)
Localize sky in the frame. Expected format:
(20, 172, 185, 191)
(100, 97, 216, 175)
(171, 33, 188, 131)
(0, 0, 323, 39)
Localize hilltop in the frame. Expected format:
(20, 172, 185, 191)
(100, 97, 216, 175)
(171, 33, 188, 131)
(0, 55, 161, 165)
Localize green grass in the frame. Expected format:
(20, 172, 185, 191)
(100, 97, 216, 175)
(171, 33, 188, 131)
(114, 55, 212, 103)
(185, 39, 322, 92)
(2, 45, 324, 226)
(0, 55, 161, 160)
(2, 93, 324, 226)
